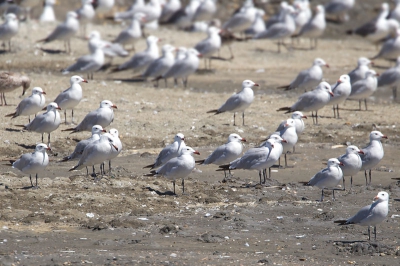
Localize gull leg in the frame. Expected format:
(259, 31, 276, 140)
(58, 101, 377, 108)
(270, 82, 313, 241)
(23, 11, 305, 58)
(242, 112, 245, 126)
(359, 100, 361, 111)
(35, 174, 38, 188)
(259, 170, 262, 184)
(29, 174, 34, 187)
(369, 169, 372, 185)
(109, 160, 112, 173)
(350, 176, 353, 190)
(173, 180, 176, 195)
(374, 226, 377, 240)
(337, 105, 340, 119)
(332, 105, 336, 118)
(262, 169, 266, 184)
(368, 226, 371, 241)
(284, 153, 288, 168)
(71, 109, 74, 124)
(269, 167, 272, 180)
(64, 110, 67, 124)
(364, 99, 367, 110)
(365, 170, 368, 186)
(332, 189, 335, 201)
(182, 179, 185, 194)
(233, 113, 236, 126)
(41, 133, 44, 143)
(48, 133, 51, 147)
(293, 145, 295, 153)
(320, 189, 324, 202)
(3, 93, 7, 105)
(86, 166, 89, 176)
(315, 111, 318, 124)
(164, 78, 167, 88)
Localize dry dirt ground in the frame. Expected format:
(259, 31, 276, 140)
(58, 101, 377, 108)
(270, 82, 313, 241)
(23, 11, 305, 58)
(0, 1, 400, 265)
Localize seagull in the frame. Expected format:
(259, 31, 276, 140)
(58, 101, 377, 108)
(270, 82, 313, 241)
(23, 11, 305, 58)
(108, 0, 145, 21)
(273, 118, 298, 168)
(60, 125, 106, 163)
(389, 0, 400, 23)
(305, 158, 344, 202)
(62, 39, 106, 79)
(17, 102, 61, 146)
(370, 28, 400, 61)
(360, 131, 387, 186)
(69, 135, 119, 179)
(334, 191, 389, 241)
(5, 87, 46, 123)
(147, 146, 200, 195)
(194, 26, 221, 69)
(94, 0, 115, 14)
(244, 8, 266, 37)
(159, 0, 181, 23)
(53, 75, 88, 124)
(219, 139, 279, 185)
(37, 11, 80, 53)
(0, 71, 31, 106)
(253, 5, 296, 53)
(275, 111, 307, 137)
(103, 128, 122, 173)
(277, 81, 334, 124)
(260, 134, 286, 181)
(0, 12, 18, 51)
(114, 35, 160, 73)
(62, 100, 117, 134)
(113, 12, 146, 51)
(207, 80, 259, 126)
(329, 74, 351, 119)
(197, 133, 246, 178)
(295, 5, 326, 49)
(292, 0, 312, 37)
(337, 145, 364, 188)
(222, 3, 257, 34)
(11, 143, 51, 188)
(324, 0, 355, 23)
(39, 0, 56, 23)
(192, 0, 217, 22)
(278, 58, 329, 91)
(348, 57, 373, 85)
(76, 0, 95, 36)
(377, 56, 400, 99)
(346, 3, 399, 45)
(141, 44, 176, 87)
(158, 48, 201, 88)
(88, 31, 129, 63)
(143, 133, 186, 169)
(348, 70, 379, 111)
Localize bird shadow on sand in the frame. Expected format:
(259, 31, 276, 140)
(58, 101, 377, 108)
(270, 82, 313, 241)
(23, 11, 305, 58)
(40, 48, 66, 54)
(333, 240, 368, 244)
(145, 186, 176, 196)
(112, 78, 145, 83)
(5, 128, 22, 132)
(15, 143, 36, 150)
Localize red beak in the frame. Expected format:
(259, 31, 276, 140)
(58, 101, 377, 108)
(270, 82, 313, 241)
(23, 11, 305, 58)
(382, 135, 388, 139)
(358, 150, 364, 155)
(46, 147, 52, 151)
(325, 64, 330, 68)
(329, 92, 334, 97)
(102, 129, 107, 132)
(302, 115, 307, 119)
(194, 151, 200, 155)
(339, 162, 344, 166)
(83, 79, 88, 83)
(282, 139, 287, 143)
(241, 138, 246, 142)
(253, 83, 260, 87)
(42, 92, 46, 94)
(57, 107, 62, 110)
(112, 105, 118, 109)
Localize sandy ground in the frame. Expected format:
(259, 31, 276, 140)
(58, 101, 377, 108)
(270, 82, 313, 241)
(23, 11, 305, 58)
(0, 1, 400, 265)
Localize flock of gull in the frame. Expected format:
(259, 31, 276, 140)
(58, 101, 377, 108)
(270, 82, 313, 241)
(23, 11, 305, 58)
(0, 0, 399, 241)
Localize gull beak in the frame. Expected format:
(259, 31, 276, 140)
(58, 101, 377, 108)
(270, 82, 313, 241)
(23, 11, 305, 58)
(194, 151, 200, 155)
(253, 83, 260, 87)
(373, 196, 379, 201)
(325, 64, 330, 68)
(284, 123, 289, 127)
(302, 115, 307, 119)
(241, 138, 246, 142)
(42, 92, 46, 95)
(282, 139, 287, 143)
(57, 107, 62, 110)
(382, 135, 388, 139)
(339, 162, 344, 166)
(46, 147, 52, 151)
(329, 92, 334, 97)
(112, 144, 118, 151)
(370, 61, 374, 66)
(358, 150, 365, 154)
(198, 53, 203, 58)
(271, 144, 274, 148)
(83, 79, 88, 83)
(112, 105, 118, 109)
(102, 129, 107, 132)
(42, 107, 46, 111)
(181, 137, 185, 141)
(375, 73, 380, 77)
